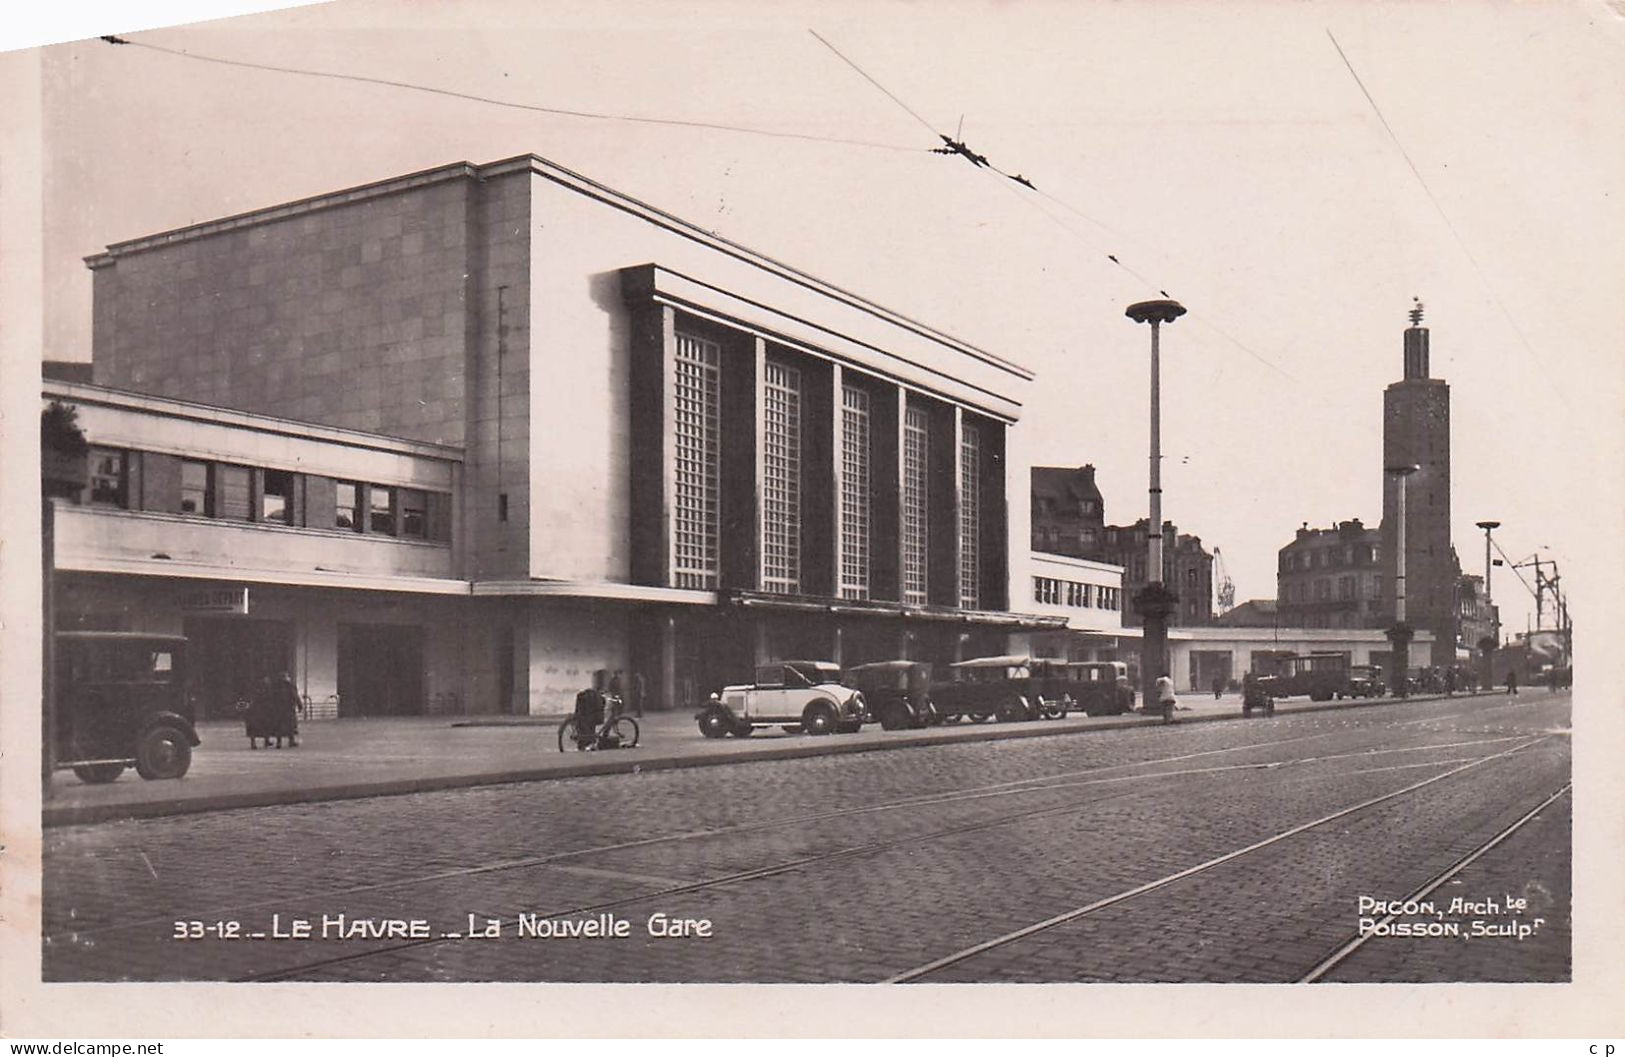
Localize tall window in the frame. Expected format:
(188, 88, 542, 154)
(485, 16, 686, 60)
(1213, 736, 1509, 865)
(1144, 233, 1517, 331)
(87, 448, 128, 508)
(400, 488, 428, 539)
(262, 469, 294, 524)
(839, 384, 871, 600)
(369, 486, 395, 535)
(179, 460, 211, 515)
(959, 423, 981, 609)
(673, 333, 721, 589)
(219, 465, 251, 521)
(335, 481, 361, 531)
(760, 360, 802, 594)
(902, 405, 929, 605)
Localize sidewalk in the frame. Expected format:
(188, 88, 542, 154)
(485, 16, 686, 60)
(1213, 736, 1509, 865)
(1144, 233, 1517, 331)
(42, 689, 1491, 827)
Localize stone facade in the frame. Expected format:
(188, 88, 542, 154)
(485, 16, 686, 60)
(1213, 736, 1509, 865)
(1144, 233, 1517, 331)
(1276, 519, 1384, 630)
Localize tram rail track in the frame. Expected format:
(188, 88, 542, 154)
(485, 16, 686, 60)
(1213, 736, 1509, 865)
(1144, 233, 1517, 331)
(1297, 783, 1571, 982)
(884, 737, 1560, 982)
(47, 701, 1554, 946)
(229, 732, 1555, 982)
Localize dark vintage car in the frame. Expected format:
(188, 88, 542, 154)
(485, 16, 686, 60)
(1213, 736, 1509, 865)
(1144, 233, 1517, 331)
(698, 660, 868, 737)
(1037, 660, 1136, 717)
(1254, 652, 1353, 702)
(930, 656, 1040, 724)
(53, 631, 201, 783)
(1346, 663, 1386, 699)
(845, 660, 937, 730)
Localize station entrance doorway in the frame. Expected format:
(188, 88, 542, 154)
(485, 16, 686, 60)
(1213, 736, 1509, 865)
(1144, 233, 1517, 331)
(182, 616, 295, 719)
(337, 623, 425, 716)
(1189, 649, 1235, 694)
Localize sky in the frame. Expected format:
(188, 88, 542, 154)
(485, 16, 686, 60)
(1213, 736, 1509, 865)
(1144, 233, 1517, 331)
(15, 0, 1625, 638)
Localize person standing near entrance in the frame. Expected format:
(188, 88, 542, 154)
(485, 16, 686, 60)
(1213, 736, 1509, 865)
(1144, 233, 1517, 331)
(1211, 674, 1224, 700)
(1506, 668, 1519, 696)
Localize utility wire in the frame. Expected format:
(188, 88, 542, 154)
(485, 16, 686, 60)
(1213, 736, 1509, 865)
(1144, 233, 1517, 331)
(807, 29, 940, 138)
(1325, 29, 1564, 407)
(98, 34, 926, 154)
(1491, 539, 1539, 603)
(810, 28, 1300, 383)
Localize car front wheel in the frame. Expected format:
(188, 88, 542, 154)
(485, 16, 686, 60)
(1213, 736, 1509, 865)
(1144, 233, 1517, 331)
(134, 725, 192, 780)
(801, 702, 838, 736)
(698, 709, 732, 739)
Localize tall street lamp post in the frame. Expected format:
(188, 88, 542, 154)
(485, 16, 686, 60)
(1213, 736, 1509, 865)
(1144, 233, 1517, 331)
(1126, 298, 1186, 714)
(1475, 520, 1500, 689)
(1386, 464, 1420, 697)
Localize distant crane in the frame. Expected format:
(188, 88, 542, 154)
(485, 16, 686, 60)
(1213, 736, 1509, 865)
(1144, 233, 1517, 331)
(1213, 546, 1236, 615)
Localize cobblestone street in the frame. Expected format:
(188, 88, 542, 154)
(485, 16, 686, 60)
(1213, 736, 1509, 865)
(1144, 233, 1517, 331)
(43, 689, 1570, 984)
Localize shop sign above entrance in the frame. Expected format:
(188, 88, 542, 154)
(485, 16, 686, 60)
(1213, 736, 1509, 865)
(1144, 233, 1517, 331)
(178, 586, 249, 614)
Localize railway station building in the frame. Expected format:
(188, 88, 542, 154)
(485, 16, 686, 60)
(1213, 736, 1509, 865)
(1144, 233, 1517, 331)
(47, 153, 1059, 716)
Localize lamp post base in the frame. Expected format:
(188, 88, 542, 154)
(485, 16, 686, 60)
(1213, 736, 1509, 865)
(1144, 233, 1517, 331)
(1387, 623, 1414, 698)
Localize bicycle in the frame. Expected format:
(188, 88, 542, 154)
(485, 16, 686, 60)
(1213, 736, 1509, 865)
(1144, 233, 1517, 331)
(557, 695, 640, 752)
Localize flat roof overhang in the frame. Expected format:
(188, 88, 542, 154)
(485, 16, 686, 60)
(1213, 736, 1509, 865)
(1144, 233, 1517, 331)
(55, 559, 471, 595)
(726, 590, 1068, 631)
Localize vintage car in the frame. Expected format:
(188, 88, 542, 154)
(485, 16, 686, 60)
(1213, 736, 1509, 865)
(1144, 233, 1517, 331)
(1346, 664, 1386, 699)
(1254, 652, 1353, 701)
(930, 655, 1040, 724)
(53, 631, 201, 783)
(697, 660, 868, 737)
(1042, 660, 1136, 716)
(845, 660, 937, 730)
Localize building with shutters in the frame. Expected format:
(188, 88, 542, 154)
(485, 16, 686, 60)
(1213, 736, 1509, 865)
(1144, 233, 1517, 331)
(46, 153, 1057, 717)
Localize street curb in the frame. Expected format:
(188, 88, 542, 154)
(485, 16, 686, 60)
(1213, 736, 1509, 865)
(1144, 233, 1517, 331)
(42, 689, 1490, 827)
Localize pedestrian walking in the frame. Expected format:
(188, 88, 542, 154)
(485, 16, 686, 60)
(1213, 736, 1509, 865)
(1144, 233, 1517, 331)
(1445, 666, 1457, 697)
(1506, 668, 1519, 696)
(270, 672, 300, 748)
(1154, 673, 1177, 722)
(1211, 674, 1224, 700)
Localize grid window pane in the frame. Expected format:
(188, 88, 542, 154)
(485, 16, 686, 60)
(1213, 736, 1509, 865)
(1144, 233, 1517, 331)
(336, 482, 360, 530)
(87, 448, 127, 507)
(179, 460, 210, 515)
(761, 360, 802, 594)
(262, 469, 293, 524)
(839, 385, 870, 600)
(400, 488, 428, 539)
(959, 423, 981, 609)
(673, 333, 721, 589)
(902, 405, 929, 605)
(219, 465, 251, 521)
(370, 486, 395, 535)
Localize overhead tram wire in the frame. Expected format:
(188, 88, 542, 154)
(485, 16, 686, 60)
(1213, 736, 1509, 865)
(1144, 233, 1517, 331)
(96, 34, 926, 155)
(808, 28, 1302, 385)
(1324, 29, 1565, 409)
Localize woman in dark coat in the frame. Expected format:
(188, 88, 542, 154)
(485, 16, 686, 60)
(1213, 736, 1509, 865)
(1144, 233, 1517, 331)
(270, 673, 301, 748)
(247, 673, 301, 748)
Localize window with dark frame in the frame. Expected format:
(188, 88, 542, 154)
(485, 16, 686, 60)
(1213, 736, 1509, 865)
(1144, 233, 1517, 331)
(400, 488, 428, 539)
(335, 481, 361, 531)
(86, 448, 128, 508)
(369, 486, 395, 535)
(179, 460, 211, 515)
(219, 465, 252, 521)
(262, 469, 294, 524)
